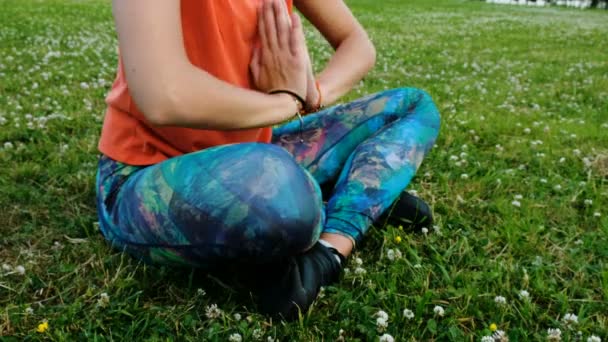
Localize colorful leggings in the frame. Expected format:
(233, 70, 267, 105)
(96, 88, 440, 267)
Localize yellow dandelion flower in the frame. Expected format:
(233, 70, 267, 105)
(36, 321, 49, 333)
(489, 323, 497, 332)
(395, 236, 402, 243)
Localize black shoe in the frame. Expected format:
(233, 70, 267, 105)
(377, 192, 433, 230)
(257, 242, 344, 320)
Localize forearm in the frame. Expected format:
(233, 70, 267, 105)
(148, 63, 299, 129)
(316, 29, 376, 106)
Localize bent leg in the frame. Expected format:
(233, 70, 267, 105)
(96, 143, 324, 268)
(272, 88, 440, 244)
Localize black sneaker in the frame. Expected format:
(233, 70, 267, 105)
(377, 191, 434, 230)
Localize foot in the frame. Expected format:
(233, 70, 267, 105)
(377, 191, 434, 230)
(257, 242, 344, 320)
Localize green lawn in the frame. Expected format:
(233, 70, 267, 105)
(1, 0, 607, 340)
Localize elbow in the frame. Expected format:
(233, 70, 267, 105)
(362, 30, 376, 72)
(135, 81, 182, 127)
(366, 40, 376, 72)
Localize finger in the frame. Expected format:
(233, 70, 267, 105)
(263, 0, 279, 50)
(257, 2, 270, 51)
(274, 0, 290, 49)
(250, 46, 261, 78)
(289, 12, 306, 57)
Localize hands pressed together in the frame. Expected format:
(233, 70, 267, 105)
(250, 0, 320, 113)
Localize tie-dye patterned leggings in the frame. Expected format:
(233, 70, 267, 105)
(96, 88, 440, 267)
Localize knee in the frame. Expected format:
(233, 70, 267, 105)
(240, 144, 323, 255)
(394, 87, 441, 129)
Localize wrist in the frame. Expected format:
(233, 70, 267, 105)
(305, 80, 323, 113)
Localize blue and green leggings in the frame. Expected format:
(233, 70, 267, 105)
(96, 88, 441, 267)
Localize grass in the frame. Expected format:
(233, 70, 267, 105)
(0, 0, 607, 340)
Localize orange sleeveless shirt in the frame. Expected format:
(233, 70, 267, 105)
(98, 0, 293, 165)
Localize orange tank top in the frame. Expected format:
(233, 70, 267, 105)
(98, 0, 293, 165)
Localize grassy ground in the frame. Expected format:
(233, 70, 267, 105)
(1, 0, 607, 340)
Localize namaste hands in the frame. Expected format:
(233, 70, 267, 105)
(250, 0, 320, 111)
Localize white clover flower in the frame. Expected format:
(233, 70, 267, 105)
(573, 149, 581, 156)
(413, 263, 422, 269)
(197, 288, 206, 296)
(594, 212, 601, 218)
(519, 290, 530, 300)
(461, 173, 469, 180)
(3, 142, 14, 150)
(376, 316, 388, 332)
(587, 335, 601, 342)
(15, 265, 25, 275)
(97, 292, 110, 308)
(584, 199, 593, 206)
(511, 200, 521, 208)
(205, 304, 222, 319)
(252, 328, 264, 340)
(562, 313, 578, 325)
(433, 305, 445, 317)
(228, 333, 242, 342)
(233, 313, 241, 321)
(523, 128, 531, 134)
(379, 333, 394, 342)
(386, 249, 402, 261)
(514, 194, 523, 200)
(494, 296, 507, 305)
(375, 310, 389, 321)
(574, 239, 583, 245)
(2, 264, 11, 271)
(547, 328, 562, 341)
(559, 157, 566, 163)
(403, 309, 414, 319)
(421, 227, 429, 234)
(481, 336, 494, 342)
(540, 178, 548, 183)
(449, 155, 459, 161)
(25, 307, 34, 315)
(354, 267, 366, 275)
(553, 184, 562, 191)
(354, 257, 363, 266)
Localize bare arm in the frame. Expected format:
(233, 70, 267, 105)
(295, 0, 376, 106)
(112, 0, 304, 128)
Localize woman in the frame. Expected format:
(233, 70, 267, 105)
(96, 0, 440, 319)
